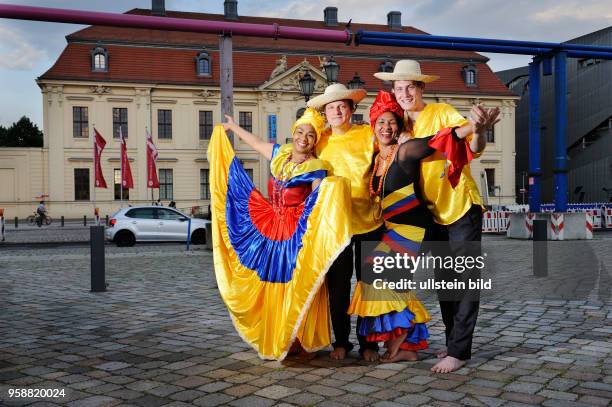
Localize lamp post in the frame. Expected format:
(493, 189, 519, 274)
(322, 56, 340, 84)
(348, 72, 365, 89)
(298, 69, 316, 103)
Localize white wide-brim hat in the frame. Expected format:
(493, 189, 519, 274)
(374, 59, 439, 83)
(307, 83, 367, 110)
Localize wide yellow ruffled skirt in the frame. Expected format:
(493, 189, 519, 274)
(207, 126, 353, 360)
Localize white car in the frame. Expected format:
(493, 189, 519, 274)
(105, 206, 210, 247)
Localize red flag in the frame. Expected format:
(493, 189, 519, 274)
(146, 129, 160, 188)
(120, 127, 134, 189)
(93, 128, 107, 188)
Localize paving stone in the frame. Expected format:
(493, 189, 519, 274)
(503, 381, 544, 394)
(66, 395, 119, 407)
(169, 389, 207, 402)
(537, 389, 578, 401)
(254, 384, 301, 399)
(197, 381, 233, 393)
(500, 391, 546, 405)
(423, 389, 465, 401)
(192, 392, 235, 407)
(308, 384, 346, 397)
(393, 393, 433, 405)
(282, 391, 325, 406)
(228, 395, 275, 407)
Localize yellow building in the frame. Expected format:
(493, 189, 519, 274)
(0, 3, 518, 218)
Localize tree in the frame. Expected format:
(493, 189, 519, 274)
(0, 116, 43, 147)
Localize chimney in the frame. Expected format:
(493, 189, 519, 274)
(387, 11, 402, 30)
(324, 7, 339, 27)
(224, 0, 238, 20)
(151, 0, 165, 16)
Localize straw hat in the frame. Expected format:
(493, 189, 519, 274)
(373, 59, 439, 83)
(306, 83, 367, 111)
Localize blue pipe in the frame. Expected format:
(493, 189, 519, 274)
(554, 52, 568, 212)
(358, 37, 551, 56)
(358, 37, 612, 59)
(357, 30, 612, 56)
(528, 60, 541, 213)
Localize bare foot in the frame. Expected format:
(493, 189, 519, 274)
(329, 346, 347, 360)
(436, 347, 448, 359)
(361, 348, 379, 362)
(431, 355, 466, 373)
(380, 331, 408, 362)
(381, 349, 418, 363)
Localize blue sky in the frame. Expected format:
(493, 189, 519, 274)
(0, 0, 610, 127)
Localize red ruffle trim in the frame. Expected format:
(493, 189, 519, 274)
(366, 327, 428, 351)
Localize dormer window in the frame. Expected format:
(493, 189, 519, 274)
(379, 59, 394, 73)
(196, 51, 212, 76)
(462, 64, 478, 87)
(91, 46, 108, 72)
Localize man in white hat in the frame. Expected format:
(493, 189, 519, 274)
(375, 59, 499, 373)
(307, 83, 383, 361)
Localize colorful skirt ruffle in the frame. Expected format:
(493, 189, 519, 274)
(207, 126, 353, 360)
(348, 281, 430, 351)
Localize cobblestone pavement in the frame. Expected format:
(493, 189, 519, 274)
(1, 242, 611, 407)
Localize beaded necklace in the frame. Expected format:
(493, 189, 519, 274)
(369, 144, 398, 221)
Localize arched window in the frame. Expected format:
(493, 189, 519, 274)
(196, 51, 212, 76)
(91, 46, 108, 72)
(462, 64, 478, 87)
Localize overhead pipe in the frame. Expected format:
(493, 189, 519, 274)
(357, 30, 612, 56)
(0, 4, 351, 44)
(357, 37, 553, 56)
(357, 36, 612, 59)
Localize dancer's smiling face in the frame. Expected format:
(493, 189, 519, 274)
(292, 124, 317, 155)
(374, 111, 401, 147)
(392, 80, 425, 112)
(324, 100, 353, 129)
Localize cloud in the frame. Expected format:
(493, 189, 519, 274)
(0, 23, 48, 70)
(533, 3, 612, 23)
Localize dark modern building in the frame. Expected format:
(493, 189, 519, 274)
(496, 26, 612, 204)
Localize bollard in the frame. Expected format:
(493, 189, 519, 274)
(14, 216, 18, 228)
(90, 225, 106, 292)
(105, 214, 109, 226)
(533, 219, 548, 277)
(0, 208, 4, 242)
(61, 215, 64, 227)
(83, 215, 87, 226)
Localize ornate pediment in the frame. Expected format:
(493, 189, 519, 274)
(259, 59, 327, 93)
(90, 85, 111, 95)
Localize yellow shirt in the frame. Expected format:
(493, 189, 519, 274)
(411, 103, 484, 225)
(316, 124, 382, 235)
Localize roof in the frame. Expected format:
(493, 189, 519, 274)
(39, 8, 515, 97)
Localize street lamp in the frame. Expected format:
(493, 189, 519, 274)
(323, 56, 340, 84)
(298, 69, 316, 102)
(348, 72, 365, 89)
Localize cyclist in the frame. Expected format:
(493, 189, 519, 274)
(36, 201, 47, 227)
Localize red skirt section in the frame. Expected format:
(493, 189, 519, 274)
(248, 183, 311, 241)
(366, 327, 428, 351)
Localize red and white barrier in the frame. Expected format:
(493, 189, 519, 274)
(550, 213, 564, 240)
(482, 211, 499, 233)
(605, 208, 612, 228)
(497, 211, 511, 233)
(586, 213, 593, 239)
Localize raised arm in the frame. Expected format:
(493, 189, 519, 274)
(223, 114, 274, 160)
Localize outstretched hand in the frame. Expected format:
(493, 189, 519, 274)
(469, 104, 501, 135)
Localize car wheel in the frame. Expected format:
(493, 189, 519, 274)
(191, 229, 206, 245)
(115, 230, 136, 247)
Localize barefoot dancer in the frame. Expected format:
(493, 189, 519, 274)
(208, 108, 352, 360)
(349, 91, 491, 363)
